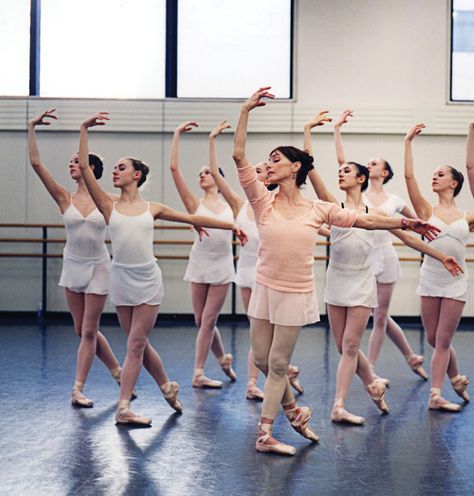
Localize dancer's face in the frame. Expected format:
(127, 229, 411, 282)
(338, 163, 362, 191)
(198, 166, 216, 190)
(367, 157, 387, 180)
(68, 153, 83, 181)
(266, 150, 295, 184)
(113, 158, 139, 188)
(432, 166, 457, 195)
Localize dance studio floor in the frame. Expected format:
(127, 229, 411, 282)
(1, 316, 474, 496)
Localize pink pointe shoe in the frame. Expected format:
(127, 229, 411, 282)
(284, 404, 319, 443)
(256, 422, 296, 456)
(331, 399, 365, 425)
(246, 380, 264, 401)
(219, 353, 237, 382)
(366, 380, 389, 414)
(192, 369, 223, 389)
(450, 375, 470, 403)
(160, 381, 183, 413)
(406, 354, 429, 381)
(287, 365, 304, 394)
(428, 388, 461, 412)
(115, 400, 152, 426)
(71, 382, 93, 408)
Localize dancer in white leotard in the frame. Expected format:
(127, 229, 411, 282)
(405, 123, 474, 412)
(28, 109, 124, 408)
(169, 121, 241, 389)
(78, 113, 247, 425)
(207, 121, 304, 401)
(305, 111, 463, 425)
(467, 121, 474, 196)
(333, 110, 428, 384)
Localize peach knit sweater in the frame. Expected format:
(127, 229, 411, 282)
(238, 164, 357, 292)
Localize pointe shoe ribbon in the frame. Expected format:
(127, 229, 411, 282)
(331, 401, 365, 425)
(71, 383, 94, 408)
(451, 375, 470, 402)
(256, 423, 296, 456)
(160, 381, 183, 413)
(285, 406, 319, 442)
(366, 380, 389, 414)
(115, 401, 152, 426)
(192, 373, 223, 389)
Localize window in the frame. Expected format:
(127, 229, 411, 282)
(0, 0, 30, 96)
(451, 0, 474, 101)
(40, 0, 166, 98)
(177, 0, 292, 98)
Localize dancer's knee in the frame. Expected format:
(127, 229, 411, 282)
(342, 338, 359, 358)
(269, 355, 289, 378)
(253, 354, 269, 375)
(127, 335, 147, 357)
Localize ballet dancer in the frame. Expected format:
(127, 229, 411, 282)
(169, 121, 240, 388)
(405, 123, 473, 412)
(79, 112, 247, 425)
(233, 87, 442, 455)
(208, 120, 304, 401)
(333, 109, 428, 384)
(28, 109, 126, 408)
(466, 120, 474, 196)
(305, 111, 462, 425)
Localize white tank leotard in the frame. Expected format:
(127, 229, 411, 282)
(183, 201, 235, 285)
(58, 195, 110, 294)
(364, 194, 407, 284)
(108, 202, 164, 306)
(235, 202, 259, 289)
(417, 211, 469, 302)
(324, 206, 377, 308)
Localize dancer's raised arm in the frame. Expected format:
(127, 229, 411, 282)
(78, 113, 113, 222)
(334, 110, 353, 166)
(209, 120, 244, 217)
(404, 124, 431, 220)
(466, 121, 474, 197)
(169, 121, 200, 214)
(233, 86, 274, 170)
(28, 109, 69, 211)
(304, 111, 338, 204)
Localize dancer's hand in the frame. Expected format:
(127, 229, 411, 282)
(194, 226, 209, 241)
(442, 256, 464, 277)
(175, 121, 198, 134)
(243, 87, 275, 112)
(334, 109, 353, 129)
(232, 225, 248, 246)
(405, 123, 425, 142)
(405, 218, 440, 241)
(304, 111, 332, 130)
(81, 112, 109, 129)
(209, 120, 231, 139)
(29, 109, 58, 127)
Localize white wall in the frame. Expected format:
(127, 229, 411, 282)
(1, 0, 473, 315)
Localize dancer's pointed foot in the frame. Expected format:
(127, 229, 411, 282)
(450, 375, 470, 403)
(429, 388, 461, 412)
(115, 400, 152, 426)
(369, 364, 390, 388)
(331, 400, 365, 425)
(288, 365, 304, 394)
(219, 353, 237, 382)
(71, 382, 93, 408)
(246, 379, 264, 401)
(160, 381, 183, 413)
(284, 403, 319, 443)
(111, 367, 138, 401)
(367, 380, 389, 414)
(406, 354, 429, 381)
(256, 422, 296, 456)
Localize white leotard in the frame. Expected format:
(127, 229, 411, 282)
(108, 202, 163, 306)
(235, 202, 259, 289)
(58, 195, 110, 294)
(417, 211, 469, 302)
(364, 193, 407, 284)
(324, 206, 377, 308)
(183, 202, 235, 285)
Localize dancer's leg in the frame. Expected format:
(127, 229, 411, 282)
(241, 287, 260, 381)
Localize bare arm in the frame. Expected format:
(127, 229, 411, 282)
(232, 86, 274, 170)
(78, 113, 113, 222)
(467, 121, 474, 197)
(333, 109, 353, 166)
(404, 124, 431, 220)
(169, 121, 200, 214)
(400, 204, 417, 219)
(28, 109, 70, 211)
(152, 203, 248, 245)
(391, 229, 463, 276)
(209, 121, 244, 217)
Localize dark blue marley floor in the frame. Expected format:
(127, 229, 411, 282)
(1, 315, 474, 496)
